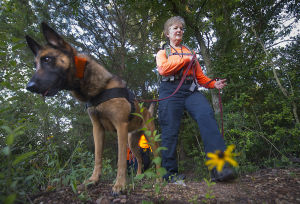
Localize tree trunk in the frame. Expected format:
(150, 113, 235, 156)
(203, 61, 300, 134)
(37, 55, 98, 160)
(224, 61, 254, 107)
(195, 31, 220, 114)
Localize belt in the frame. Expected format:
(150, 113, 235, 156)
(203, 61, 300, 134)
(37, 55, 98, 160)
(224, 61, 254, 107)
(175, 78, 194, 84)
(161, 75, 194, 84)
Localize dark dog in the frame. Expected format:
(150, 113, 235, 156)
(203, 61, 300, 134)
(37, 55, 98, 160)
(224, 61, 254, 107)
(25, 23, 159, 194)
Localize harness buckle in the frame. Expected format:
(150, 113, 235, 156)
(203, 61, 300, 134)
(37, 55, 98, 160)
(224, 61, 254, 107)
(189, 82, 197, 92)
(161, 75, 176, 82)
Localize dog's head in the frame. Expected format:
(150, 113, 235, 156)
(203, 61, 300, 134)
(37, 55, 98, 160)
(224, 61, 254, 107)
(26, 23, 77, 96)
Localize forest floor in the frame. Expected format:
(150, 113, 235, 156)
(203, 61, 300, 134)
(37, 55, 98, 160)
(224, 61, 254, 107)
(32, 167, 300, 204)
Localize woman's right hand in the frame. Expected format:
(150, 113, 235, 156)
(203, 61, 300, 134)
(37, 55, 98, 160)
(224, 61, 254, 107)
(214, 79, 227, 89)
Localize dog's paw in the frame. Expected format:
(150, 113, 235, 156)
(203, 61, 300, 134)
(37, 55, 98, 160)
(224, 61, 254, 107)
(111, 189, 127, 197)
(112, 183, 126, 196)
(87, 175, 100, 183)
(111, 190, 120, 197)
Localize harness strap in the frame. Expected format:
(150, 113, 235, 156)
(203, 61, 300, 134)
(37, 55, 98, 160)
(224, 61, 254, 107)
(86, 88, 135, 120)
(163, 44, 196, 80)
(169, 53, 194, 56)
(142, 54, 197, 103)
(164, 43, 194, 56)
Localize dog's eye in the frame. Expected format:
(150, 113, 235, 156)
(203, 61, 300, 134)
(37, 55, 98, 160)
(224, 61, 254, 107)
(41, 56, 52, 63)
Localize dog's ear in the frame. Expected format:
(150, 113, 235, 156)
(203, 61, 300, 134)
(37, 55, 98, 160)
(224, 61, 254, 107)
(41, 22, 75, 54)
(41, 22, 64, 47)
(26, 35, 41, 56)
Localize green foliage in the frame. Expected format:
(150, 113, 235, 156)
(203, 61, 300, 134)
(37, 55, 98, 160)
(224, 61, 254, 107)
(129, 103, 167, 195)
(0, 0, 299, 202)
(202, 178, 216, 203)
(0, 117, 100, 203)
(0, 125, 35, 204)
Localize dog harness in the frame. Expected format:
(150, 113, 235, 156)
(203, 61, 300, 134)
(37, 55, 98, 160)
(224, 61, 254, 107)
(85, 88, 136, 120)
(74, 56, 135, 119)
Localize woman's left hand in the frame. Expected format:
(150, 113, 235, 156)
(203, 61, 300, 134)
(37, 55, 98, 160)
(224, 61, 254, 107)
(214, 79, 227, 89)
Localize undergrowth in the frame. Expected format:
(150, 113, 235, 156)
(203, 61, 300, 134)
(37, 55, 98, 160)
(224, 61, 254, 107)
(0, 102, 299, 203)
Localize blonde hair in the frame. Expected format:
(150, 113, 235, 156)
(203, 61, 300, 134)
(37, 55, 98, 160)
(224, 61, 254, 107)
(163, 16, 185, 37)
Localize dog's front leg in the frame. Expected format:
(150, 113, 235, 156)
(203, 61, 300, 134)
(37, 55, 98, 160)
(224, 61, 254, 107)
(112, 122, 128, 195)
(78, 113, 104, 192)
(87, 111, 105, 184)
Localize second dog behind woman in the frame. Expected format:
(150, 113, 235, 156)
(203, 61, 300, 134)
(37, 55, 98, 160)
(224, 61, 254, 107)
(127, 134, 151, 173)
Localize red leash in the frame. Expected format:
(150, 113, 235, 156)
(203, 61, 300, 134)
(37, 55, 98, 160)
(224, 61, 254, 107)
(218, 89, 224, 137)
(139, 54, 224, 137)
(141, 54, 197, 103)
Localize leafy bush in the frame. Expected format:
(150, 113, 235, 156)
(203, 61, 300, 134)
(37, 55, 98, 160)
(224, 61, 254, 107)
(0, 120, 114, 203)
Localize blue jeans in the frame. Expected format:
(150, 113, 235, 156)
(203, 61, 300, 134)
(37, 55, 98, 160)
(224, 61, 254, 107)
(158, 81, 226, 178)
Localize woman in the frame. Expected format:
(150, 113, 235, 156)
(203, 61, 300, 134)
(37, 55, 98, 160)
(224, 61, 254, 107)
(156, 16, 235, 182)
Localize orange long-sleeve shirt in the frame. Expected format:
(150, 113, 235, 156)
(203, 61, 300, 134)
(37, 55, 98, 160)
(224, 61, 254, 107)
(156, 46, 216, 89)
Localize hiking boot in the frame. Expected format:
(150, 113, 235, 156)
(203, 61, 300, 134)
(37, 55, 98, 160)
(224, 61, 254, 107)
(210, 166, 236, 182)
(164, 173, 186, 183)
(170, 174, 186, 183)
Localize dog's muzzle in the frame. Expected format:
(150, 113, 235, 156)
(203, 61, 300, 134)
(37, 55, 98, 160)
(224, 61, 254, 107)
(26, 81, 39, 93)
(26, 81, 57, 96)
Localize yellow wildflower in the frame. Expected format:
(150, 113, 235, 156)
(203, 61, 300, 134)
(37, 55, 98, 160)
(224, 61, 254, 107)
(47, 135, 54, 140)
(205, 144, 239, 172)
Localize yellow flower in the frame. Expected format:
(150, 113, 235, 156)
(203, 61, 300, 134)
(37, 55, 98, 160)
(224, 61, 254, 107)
(47, 135, 54, 140)
(205, 144, 239, 172)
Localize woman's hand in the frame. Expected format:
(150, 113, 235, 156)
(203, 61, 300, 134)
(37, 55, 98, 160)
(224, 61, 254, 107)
(214, 79, 227, 89)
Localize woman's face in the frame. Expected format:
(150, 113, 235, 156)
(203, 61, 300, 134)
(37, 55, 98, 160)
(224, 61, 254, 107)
(167, 23, 184, 44)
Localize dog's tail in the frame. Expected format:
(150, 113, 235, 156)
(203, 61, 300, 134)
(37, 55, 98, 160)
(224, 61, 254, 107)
(148, 103, 155, 116)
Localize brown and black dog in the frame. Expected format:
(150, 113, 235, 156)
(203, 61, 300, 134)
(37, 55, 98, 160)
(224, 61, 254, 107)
(25, 23, 159, 194)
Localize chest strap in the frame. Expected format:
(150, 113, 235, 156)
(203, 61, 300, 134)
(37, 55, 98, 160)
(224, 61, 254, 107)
(86, 88, 135, 120)
(169, 53, 194, 56)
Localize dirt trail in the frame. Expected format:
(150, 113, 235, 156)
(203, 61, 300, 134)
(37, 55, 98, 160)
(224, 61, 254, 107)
(32, 167, 300, 203)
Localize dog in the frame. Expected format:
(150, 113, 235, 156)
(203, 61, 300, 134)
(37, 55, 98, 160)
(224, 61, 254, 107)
(25, 22, 159, 194)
